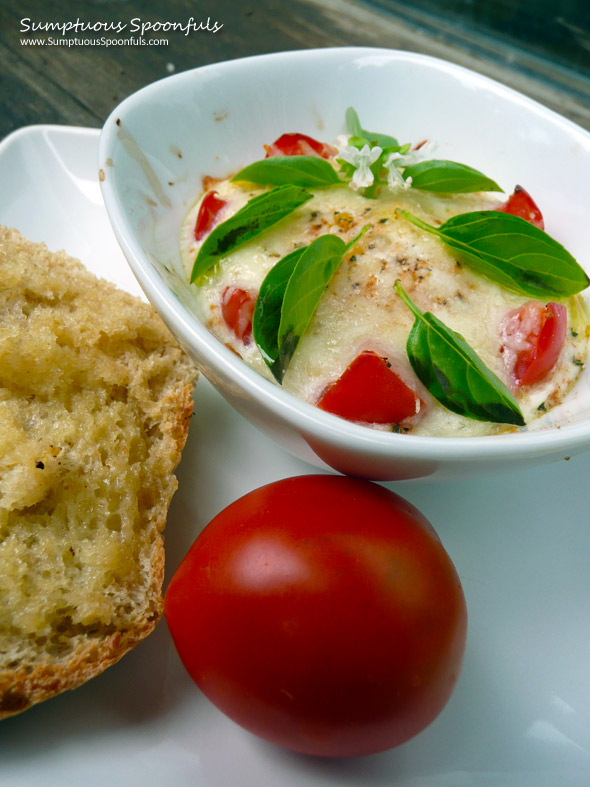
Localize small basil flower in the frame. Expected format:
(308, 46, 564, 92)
(384, 146, 430, 190)
(384, 152, 412, 190)
(338, 144, 383, 190)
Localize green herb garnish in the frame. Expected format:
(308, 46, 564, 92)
(344, 108, 499, 195)
(231, 156, 341, 188)
(394, 282, 525, 426)
(191, 185, 312, 282)
(401, 210, 589, 298)
(252, 247, 306, 380)
(402, 160, 502, 193)
(345, 107, 399, 148)
(254, 227, 369, 382)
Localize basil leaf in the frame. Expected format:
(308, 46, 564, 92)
(347, 135, 373, 149)
(191, 185, 313, 282)
(231, 156, 341, 188)
(345, 106, 398, 148)
(345, 107, 363, 137)
(276, 227, 369, 382)
(402, 160, 502, 193)
(402, 210, 590, 298)
(252, 247, 306, 381)
(361, 129, 399, 149)
(394, 283, 525, 426)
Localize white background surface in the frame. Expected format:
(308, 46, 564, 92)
(0, 126, 589, 786)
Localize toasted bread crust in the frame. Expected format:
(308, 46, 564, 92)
(0, 227, 196, 719)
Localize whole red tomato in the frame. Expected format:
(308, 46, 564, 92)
(165, 475, 467, 757)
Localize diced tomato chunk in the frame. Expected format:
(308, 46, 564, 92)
(221, 286, 256, 345)
(265, 133, 336, 160)
(500, 301, 567, 387)
(496, 186, 544, 230)
(195, 191, 228, 241)
(317, 351, 423, 425)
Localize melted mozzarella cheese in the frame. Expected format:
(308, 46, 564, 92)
(181, 180, 589, 437)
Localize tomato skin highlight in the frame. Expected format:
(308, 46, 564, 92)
(195, 190, 228, 241)
(265, 132, 336, 159)
(317, 350, 423, 424)
(165, 475, 467, 758)
(221, 286, 256, 344)
(496, 185, 544, 230)
(501, 301, 567, 387)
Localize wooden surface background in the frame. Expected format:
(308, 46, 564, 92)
(1, 0, 588, 140)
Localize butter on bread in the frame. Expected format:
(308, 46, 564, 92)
(0, 226, 196, 719)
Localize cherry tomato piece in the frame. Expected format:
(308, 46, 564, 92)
(496, 185, 544, 230)
(165, 475, 467, 758)
(501, 300, 567, 387)
(194, 191, 228, 241)
(265, 132, 336, 159)
(317, 350, 423, 424)
(221, 286, 256, 345)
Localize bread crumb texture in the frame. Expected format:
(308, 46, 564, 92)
(0, 227, 196, 718)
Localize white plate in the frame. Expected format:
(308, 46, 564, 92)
(1, 126, 589, 786)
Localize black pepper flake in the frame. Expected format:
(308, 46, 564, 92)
(379, 218, 388, 223)
(538, 402, 547, 412)
(35, 461, 45, 469)
(573, 358, 584, 366)
(571, 329, 578, 337)
(311, 211, 319, 219)
(350, 255, 357, 262)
